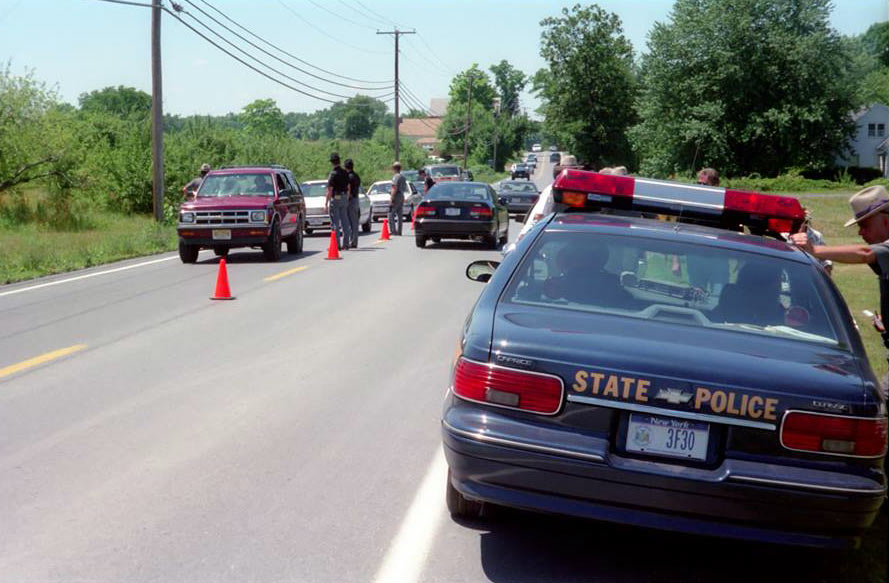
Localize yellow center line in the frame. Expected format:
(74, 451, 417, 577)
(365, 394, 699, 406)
(0, 344, 88, 379)
(264, 265, 309, 282)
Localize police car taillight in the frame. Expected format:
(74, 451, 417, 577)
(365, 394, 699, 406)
(552, 170, 806, 234)
(453, 357, 563, 415)
(780, 411, 887, 458)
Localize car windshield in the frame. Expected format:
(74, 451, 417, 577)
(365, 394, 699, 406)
(301, 183, 328, 197)
(403, 170, 419, 181)
(503, 230, 841, 346)
(429, 166, 460, 178)
(428, 183, 491, 201)
(501, 182, 537, 193)
(199, 173, 274, 197)
(368, 183, 390, 195)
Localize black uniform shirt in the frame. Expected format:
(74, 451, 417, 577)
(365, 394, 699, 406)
(424, 175, 435, 192)
(328, 166, 349, 195)
(347, 170, 361, 199)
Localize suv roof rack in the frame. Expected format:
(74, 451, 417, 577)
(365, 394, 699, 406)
(220, 164, 289, 170)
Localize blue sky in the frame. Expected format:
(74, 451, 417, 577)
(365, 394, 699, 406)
(1, 0, 886, 117)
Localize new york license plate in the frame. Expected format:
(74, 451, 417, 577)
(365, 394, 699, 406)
(625, 414, 709, 461)
(212, 229, 231, 240)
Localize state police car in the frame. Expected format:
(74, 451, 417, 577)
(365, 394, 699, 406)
(443, 170, 887, 549)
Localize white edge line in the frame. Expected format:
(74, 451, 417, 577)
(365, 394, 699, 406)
(373, 448, 447, 583)
(0, 252, 209, 298)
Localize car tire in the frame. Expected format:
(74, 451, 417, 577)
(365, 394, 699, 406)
(415, 235, 426, 248)
(499, 228, 508, 246)
(263, 221, 282, 261)
(484, 234, 497, 249)
(305, 228, 313, 235)
(362, 214, 371, 233)
(286, 224, 303, 254)
(431, 236, 441, 243)
(213, 247, 229, 258)
(179, 241, 199, 264)
(446, 470, 483, 519)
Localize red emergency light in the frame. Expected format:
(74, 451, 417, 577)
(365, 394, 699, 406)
(552, 169, 805, 234)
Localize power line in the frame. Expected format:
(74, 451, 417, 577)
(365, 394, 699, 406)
(276, 0, 389, 56)
(175, 6, 361, 100)
(415, 33, 457, 75)
(304, 0, 376, 31)
(351, 0, 401, 29)
(194, 0, 391, 86)
(337, 0, 390, 28)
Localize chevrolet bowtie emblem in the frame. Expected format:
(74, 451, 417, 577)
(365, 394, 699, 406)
(654, 388, 693, 404)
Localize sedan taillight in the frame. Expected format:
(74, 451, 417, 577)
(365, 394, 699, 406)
(469, 205, 492, 218)
(780, 411, 887, 457)
(416, 204, 436, 218)
(453, 357, 563, 415)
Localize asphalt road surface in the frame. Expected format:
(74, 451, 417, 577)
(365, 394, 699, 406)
(1, 162, 884, 582)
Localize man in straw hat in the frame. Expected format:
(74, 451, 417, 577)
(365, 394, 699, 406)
(791, 185, 889, 395)
(389, 161, 407, 236)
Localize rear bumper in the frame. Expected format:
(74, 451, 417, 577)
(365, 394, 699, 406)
(305, 215, 331, 230)
(506, 202, 535, 214)
(415, 219, 496, 238)
(442, 401, 885, 549)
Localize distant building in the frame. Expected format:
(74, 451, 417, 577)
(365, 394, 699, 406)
(835, 103, 888, 177)
(398, 98, 449, 156)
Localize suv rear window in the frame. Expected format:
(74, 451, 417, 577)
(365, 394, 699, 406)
(199, 173, 275, 197)
(504, 231, 840, 346)
(429, 166, 460, 178)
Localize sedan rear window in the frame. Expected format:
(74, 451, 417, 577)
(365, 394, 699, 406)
(504, 231, 840, 345)
(429, 166, 460, 178)
(501, 182, 537, 193)
(427, 183, 491, 201)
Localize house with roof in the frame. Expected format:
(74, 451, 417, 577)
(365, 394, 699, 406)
(835, 103, 888, 177)
(399, 98, 449, 156)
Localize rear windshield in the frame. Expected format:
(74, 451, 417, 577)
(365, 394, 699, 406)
(429, 166, 460, 178)
(199, 173, 275, 197)
(300, 183, 327, 197)
(427, 183, 491, 202)
(503, 231, 840, 346)
(403, 170, 419, 181)
(502, 182, 537, 193)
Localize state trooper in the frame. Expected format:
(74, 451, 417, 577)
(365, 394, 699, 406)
(344, 158, 361, 249)
(389, 161, 407, 236)
(326, 152, 351, 250)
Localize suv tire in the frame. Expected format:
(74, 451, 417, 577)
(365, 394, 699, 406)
(286, 223, 303, 254)
(263, 221, 282, 261)
(415, 235, 426, 248)
(179, 241, 199, 263)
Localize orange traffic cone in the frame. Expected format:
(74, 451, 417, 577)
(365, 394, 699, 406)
(210, 258, 235, 300)
(410, 209, 416, 231)
(325, 229, 342, 260)
(380, 218, 391, 241)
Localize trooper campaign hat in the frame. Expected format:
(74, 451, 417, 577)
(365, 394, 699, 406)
(844, 185, 889, 227)
(200, 163, 211, 173)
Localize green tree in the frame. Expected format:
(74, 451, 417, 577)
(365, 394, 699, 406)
(240, 98, 285, 136)
(533, 4, 637, 168)
(489, 60, 526, 117)
(630, 0, 857, 177)
(331, 95, 389, 140)
(858, 21, 889, 68)
(78, 86, 151, 118)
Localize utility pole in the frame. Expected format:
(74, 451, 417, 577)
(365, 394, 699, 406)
(151, 0, 164, 222)
(462, 72, 474, 170)
(377, 28, 415, 162)
(492, 98, 500, 171)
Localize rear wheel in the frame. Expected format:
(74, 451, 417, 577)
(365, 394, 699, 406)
(484, 234, 497, 249)
(362, 213, 372, 233)
(263, 221, 282, 261)
(415, 235, 427, 248)
(431, 236, 441, 243)
(213, 247, 229, 258)
(286, 223, 303, 254)
(446, 470, 484, 519)
(305, 228, 313, 235)
(179, 241, 199, 263)
(499, 226, 509, 246)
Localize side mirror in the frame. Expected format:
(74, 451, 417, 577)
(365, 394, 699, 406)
(466, 259, 500, 283)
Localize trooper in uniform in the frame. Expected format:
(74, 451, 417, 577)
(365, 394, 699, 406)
(344, 158, 361, 249)
(183, 163, 210, 200)
(326, 152, 351, 250)
(389, 161, 407, 236)
(419, 167, 435, 194)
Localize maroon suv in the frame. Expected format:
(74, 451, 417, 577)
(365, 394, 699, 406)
(177, 166, 306, 263)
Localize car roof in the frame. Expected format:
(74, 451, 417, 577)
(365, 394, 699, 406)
(302, 179, 327, 185)
(545, 213, 811, 262)
(209, 167, 276, 175)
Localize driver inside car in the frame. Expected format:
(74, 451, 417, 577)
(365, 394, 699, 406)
(544, 242, 636, 308)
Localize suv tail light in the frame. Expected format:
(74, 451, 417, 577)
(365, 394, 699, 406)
(453, 357, 563, 415)
(780, 411, 887, 457)
(416, 203, 436, 218)
(469, 205, 492, 218)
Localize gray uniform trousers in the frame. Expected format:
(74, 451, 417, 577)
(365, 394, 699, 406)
(347, 196, 360, 248)
(388, 195, 404, 236)
(329, 195, 351, 250)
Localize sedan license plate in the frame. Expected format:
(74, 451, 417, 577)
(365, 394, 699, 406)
(308, 218, 325, 225)
(626, 414, 709, 461)
(212, 229, 231, 240)
(445, 207, 461, 216)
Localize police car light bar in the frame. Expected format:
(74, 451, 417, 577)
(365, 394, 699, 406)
(552, 169, 805, 234)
